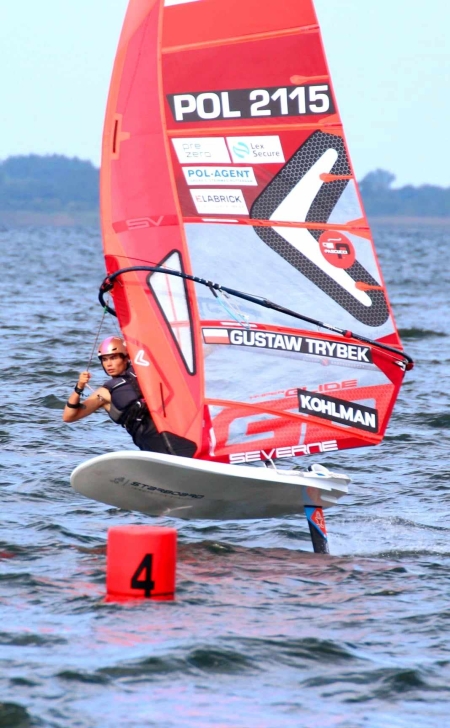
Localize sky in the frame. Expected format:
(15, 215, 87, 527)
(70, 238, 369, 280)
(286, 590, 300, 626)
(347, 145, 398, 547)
(0, 0, 448, 187)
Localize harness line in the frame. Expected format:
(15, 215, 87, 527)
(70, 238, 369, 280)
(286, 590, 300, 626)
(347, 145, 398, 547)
(83, 304, 109, 392)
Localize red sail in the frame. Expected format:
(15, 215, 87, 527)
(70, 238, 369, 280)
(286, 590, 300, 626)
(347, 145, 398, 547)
(100, 0, 408, 464)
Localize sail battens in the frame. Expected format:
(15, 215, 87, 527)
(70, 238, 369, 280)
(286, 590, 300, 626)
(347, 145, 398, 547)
(181, 217, 369, 233)
(167, 121, 342, 137)
(204, 396, 382, 440)
(162, 24, 320, 54)
(162, 0, 319, 48)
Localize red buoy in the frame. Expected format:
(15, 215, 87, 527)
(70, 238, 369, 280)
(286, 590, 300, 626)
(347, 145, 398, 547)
(106, 526, 176, 601)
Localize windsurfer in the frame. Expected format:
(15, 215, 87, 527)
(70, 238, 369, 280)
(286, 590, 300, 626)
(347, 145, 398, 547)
(63, 336, 185, 455)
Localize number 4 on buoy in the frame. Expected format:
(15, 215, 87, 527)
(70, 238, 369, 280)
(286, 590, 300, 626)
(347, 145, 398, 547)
(131, 554, 155, 597)
(106, 526, 177, 601)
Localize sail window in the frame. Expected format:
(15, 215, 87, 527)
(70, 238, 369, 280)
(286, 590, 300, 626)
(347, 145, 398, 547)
(147, 251, 195, 374)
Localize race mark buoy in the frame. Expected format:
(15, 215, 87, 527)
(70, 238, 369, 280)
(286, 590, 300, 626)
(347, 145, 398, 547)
(106, 525, 176, 601)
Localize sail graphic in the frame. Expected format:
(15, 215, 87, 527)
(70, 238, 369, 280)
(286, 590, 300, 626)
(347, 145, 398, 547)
(100, 0, 411, 463)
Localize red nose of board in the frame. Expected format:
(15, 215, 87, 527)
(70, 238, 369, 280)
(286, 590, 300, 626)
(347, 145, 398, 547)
(106, 526, 177, 601)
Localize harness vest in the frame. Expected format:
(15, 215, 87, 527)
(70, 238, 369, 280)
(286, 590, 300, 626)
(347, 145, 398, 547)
(102, 366, 151, 438)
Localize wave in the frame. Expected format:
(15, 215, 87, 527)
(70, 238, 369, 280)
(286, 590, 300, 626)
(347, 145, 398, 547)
(0, 631, 67, 647)
(0, 702, 32, 728)
(399, 327, 447, 340)
(302, 665, 437, 700)
(422, 413, 450, 429)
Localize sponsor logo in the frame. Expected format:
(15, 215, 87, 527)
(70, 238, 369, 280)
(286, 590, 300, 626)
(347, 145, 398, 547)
(226, 136, 284, 163)
(298, 390, 378, 433)
(201, 328, 372, 363)
(202, 328, 232, 345)
(113, 216, 178, 232)
(134, 350, 150, 367)
(229, 440, 339, 464)
(249, 380, 359, 401)
(319, 231, 356, 269)
(190, 189, 248, 215)
(182, 166, 257, 186)
(168, 85, 334, 122)
(302, 337, 371, 363)
(308, 507, 327, 535)
(111, 476, 204, 499)
(171, 137, 230, 163)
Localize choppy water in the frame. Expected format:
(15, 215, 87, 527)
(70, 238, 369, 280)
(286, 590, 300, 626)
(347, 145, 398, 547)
(1, 223, 450, 727)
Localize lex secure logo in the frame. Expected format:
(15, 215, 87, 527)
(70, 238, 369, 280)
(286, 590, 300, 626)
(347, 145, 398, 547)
(226, 136, 284, 163)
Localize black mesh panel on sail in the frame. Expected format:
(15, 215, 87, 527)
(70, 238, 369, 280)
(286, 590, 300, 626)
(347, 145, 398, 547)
(250, 131, 390, 328)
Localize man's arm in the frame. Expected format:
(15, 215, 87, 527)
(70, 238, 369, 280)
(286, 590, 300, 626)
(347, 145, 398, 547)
(62, 370, 111, 423)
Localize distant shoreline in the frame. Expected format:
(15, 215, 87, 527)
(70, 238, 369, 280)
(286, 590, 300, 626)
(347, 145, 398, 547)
(2, 157, 448, 226)
(0, 210, 448, 229)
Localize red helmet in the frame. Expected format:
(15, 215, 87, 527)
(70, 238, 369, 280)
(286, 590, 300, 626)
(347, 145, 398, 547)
(97, 336, 128, 359)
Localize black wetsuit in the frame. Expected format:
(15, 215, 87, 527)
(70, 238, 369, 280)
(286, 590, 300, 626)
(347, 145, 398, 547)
(102, 366, 196, 457)
(103, 366, 169, 453)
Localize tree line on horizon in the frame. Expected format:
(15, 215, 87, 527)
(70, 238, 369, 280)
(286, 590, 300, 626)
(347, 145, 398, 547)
(0, 154, 449, 217)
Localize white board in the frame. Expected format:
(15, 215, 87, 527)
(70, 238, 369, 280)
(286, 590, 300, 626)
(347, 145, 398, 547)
(71, 451, 349, 520)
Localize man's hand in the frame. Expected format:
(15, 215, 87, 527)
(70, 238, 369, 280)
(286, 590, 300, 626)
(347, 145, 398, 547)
(77, 371, 91, 390)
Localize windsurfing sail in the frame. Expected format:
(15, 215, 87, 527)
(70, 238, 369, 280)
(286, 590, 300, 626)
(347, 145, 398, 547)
(100, 0, 412, 464)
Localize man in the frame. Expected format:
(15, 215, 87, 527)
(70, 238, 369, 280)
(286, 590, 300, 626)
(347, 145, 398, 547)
(63, 336, 174, 453)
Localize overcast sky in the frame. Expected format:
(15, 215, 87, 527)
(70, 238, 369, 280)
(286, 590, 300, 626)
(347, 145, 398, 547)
(1, 0, 448, 186)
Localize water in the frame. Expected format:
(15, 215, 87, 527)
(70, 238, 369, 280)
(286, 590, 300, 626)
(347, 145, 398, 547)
(1, 223, 450, 727)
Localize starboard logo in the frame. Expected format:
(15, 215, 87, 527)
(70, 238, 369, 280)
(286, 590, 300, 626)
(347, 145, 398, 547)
(201, 328, 373, 363)
(111, 476, 204, 499)
(298, 390, 378, 433)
